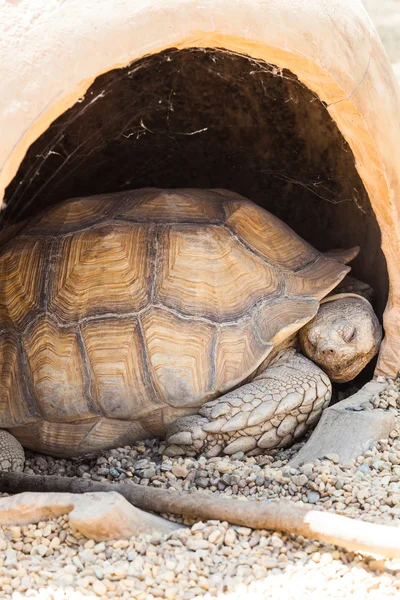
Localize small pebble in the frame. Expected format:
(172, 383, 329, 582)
(93, 580, 107, 596)
(307, 491, 321, 504)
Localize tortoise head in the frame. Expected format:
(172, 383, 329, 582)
(299, 294, 382, 383)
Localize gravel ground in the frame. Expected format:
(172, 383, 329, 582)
(1, 375, 400, 599)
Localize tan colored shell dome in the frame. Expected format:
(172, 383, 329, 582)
(0, 188, 348, 456)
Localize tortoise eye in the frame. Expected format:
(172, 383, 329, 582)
(343, 327, 356, 343)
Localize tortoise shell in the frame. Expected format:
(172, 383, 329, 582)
(0, 189, 349, 456)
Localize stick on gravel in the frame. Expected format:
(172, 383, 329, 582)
(1, 472, 400, 558)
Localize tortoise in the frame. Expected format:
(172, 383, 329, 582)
(0, 188, 382, 470)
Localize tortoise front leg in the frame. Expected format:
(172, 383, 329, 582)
(164, 350, 331, 457)
(0, 430, 25, 471)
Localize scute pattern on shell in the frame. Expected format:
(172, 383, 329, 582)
(0, 189, 350, 456)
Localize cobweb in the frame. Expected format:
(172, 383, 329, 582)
(2, 48, 369, 224)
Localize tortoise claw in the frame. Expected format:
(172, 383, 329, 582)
(165, 415, 209, 456)
(166, 431, 193, 446)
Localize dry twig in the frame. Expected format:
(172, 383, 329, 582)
(1, 472, 400, 558)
